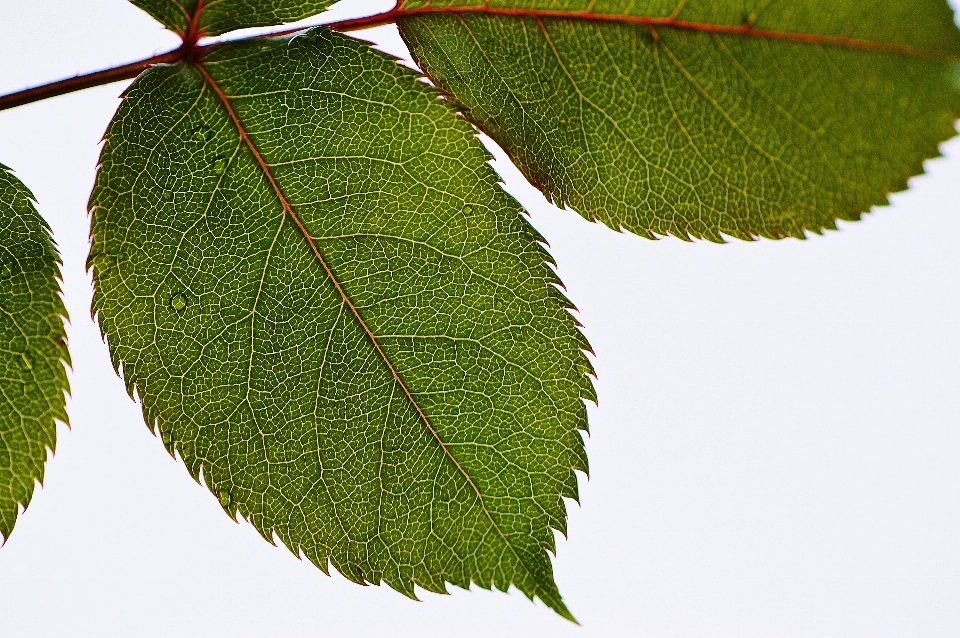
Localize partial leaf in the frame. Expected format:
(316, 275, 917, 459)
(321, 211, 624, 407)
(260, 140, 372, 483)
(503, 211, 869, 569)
(398, 0, 960, 240)
(0, 164, 69, 543)
(130, 0, 338, 37)
(90, 28, 593, 618)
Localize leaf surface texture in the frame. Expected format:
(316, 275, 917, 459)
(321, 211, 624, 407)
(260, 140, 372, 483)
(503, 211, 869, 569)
(0, 165, 69, 542)
(398, 0, 960, 239)
(89, 28, 592, 618)
(129, 0, 337, 37)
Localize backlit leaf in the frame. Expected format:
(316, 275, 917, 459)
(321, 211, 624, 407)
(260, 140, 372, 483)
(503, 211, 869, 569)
(398, 0, 960, 240)
(89, 28, 592, 619)
(0, 164, 69, 543)
(130, 0, 337, 37)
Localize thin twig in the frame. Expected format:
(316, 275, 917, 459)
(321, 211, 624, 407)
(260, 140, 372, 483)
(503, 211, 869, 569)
(0, 49, 184, 112)
(3, 5, 951, 113)
(0, 8, 395, 113)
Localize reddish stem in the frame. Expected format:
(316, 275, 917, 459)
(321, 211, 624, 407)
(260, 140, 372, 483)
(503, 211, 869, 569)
(1, 4, 953, 113)
(183, 0, 206, 61)
(0, 48, 184, 112)
(324, 5, 955, 60)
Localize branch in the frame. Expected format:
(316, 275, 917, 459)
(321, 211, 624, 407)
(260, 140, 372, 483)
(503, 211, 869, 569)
(0, 49, 185, 112)
(6, 3, 945, 112)
(0, 10, 396, 113)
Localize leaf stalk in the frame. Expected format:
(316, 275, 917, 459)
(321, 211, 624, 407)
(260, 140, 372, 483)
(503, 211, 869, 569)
(0, 49, 184, 112)
(0, 9, 393, 112)
(2, 4, 953, 112)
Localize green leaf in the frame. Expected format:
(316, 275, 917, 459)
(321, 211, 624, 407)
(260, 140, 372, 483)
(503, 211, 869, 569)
(398, 0, 960, 240)
(129, 0, 338, 37)
(89, 28, 593, 619)
(0, 164, 69, 543)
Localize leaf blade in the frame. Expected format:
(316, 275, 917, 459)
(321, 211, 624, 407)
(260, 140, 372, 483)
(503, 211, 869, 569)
(90, 28, 592, 618)
(398, 0, 960, 240)
(0, 164, 69, 543)
(129, 0, 340, 37)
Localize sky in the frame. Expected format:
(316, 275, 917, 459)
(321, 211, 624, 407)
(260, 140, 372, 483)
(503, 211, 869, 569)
(0, 1, 959, 636)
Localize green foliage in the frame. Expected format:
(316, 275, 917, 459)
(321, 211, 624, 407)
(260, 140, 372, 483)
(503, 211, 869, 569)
(89, 28, 592, 619)
(130, 0, 339, 37)
(399, 0, 960, 240)
(0, 165, 69, 543)
(2, 0, 959, 619)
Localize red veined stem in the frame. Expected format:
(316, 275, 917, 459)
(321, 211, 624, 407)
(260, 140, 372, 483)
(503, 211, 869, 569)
(2, 3, 955, 112)
(0, 49, 183, 112)
(192, 61, 545, 608)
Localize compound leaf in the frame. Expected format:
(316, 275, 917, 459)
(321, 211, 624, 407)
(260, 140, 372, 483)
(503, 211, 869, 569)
(89, 28, 592, 619)
(398, 0, 960, 240)
(130, 0, 337, 37)
(0, 164, 69, 543)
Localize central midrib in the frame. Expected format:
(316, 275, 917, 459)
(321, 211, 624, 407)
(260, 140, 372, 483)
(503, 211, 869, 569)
(317, 4, 960, 62)
(191, 58, 558, 609)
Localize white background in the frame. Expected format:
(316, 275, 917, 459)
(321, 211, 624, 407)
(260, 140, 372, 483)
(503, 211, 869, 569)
(1, 0, 959, 635)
